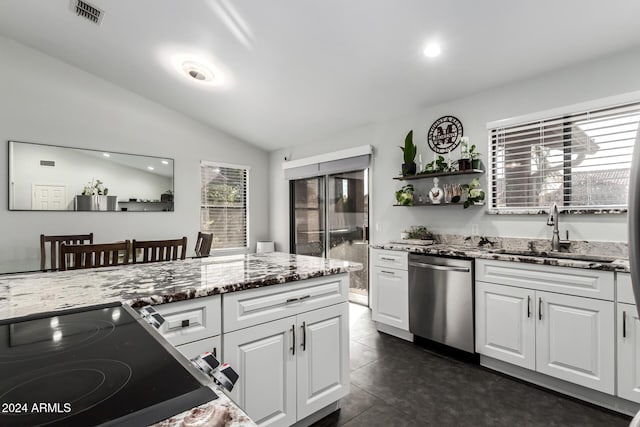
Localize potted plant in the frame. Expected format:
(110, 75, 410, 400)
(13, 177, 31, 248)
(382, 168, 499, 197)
(423, 155, 454, 174)
(395, 184, 415, 206)
(457, 137, 472, 171)
(76, 179, 112, 211)
(399, 130, 417, 175)
(161, 189, 174, 202)
(468, 144, 482, 170)
(452, 178, 485, 208)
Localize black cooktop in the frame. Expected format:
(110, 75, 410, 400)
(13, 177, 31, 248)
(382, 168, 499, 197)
(0, 303, 216, 426)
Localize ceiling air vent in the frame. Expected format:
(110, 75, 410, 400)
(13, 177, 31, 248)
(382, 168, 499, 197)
(70, 0, 104, 25)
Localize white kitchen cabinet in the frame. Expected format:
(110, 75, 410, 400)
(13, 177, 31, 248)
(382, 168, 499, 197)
(370, 248, 411, 340)
(370, 266, 409, 331)
(224, 316, 297, 427)
(175, 335, 221, 361)
(618, 303, 640, 403)
(476, 260, 617, 396)
(296, 303, 350, 420)
(224, 302, 349, 427)
(536, 291, 614, 394)
(475, 282, 535, 370)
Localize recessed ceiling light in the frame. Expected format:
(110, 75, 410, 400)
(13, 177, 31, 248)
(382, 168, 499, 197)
(182, 61, 215, 83)
(161, 160, 169, 165)
(147, 166, 154, 170)
(103, 153, 110, 157)
(423, 43, 441, 58)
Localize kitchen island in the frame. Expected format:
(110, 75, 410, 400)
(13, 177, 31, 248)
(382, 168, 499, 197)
(0, 252, 362, 427)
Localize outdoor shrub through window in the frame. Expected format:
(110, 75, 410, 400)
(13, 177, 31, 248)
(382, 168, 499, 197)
(489, 101, 640, 212)
(200, 162, 248, 250)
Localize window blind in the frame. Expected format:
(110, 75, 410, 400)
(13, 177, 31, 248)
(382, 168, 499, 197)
(489, 101, 640, 212)
(200, 162, 248, 250)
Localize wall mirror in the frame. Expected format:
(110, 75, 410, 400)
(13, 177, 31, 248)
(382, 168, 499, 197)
(8, 141, 174, 212)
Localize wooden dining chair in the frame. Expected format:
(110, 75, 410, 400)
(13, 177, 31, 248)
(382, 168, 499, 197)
(132, 237, 188, 263)
(194, 232, 213, 257)
(40, 233, 94, 271)
(59, 241, 131, 271)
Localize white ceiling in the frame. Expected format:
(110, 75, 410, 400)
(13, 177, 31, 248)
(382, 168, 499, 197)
(0, 0, 639, 151)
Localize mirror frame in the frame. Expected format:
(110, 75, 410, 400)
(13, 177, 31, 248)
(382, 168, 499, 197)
(8, 140, 175, 212)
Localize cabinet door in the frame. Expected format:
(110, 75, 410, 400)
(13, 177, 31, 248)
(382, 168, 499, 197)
(175, 335, 221, 361)
(223, 317, 296, 427)
(536, 291, 614, 394)
(475, 282, 535, 369)
(618, 303, 640, 403)
(297, 302, 350, 420)
(371, 265, 409, 331)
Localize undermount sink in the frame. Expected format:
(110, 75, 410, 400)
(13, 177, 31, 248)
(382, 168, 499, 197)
(486, 249, 620, 264)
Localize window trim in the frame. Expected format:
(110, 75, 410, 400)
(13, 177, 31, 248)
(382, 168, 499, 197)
(200, 160, 250, 251)
(486, 92, 640, 215)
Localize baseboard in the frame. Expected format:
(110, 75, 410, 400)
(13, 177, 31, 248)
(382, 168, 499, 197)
(292, 401, 341, 427)
(375, 322, 413, 341)
(481, 355, 639, 417)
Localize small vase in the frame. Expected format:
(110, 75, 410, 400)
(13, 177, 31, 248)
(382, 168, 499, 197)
(428, 178, 443, 204)
(471, 159, 481, 170)
(458, 159, 471, 171)
(402, 162, 417, 176)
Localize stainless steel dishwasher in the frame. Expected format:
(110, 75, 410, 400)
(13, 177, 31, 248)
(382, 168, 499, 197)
(408, 254, 475, 353)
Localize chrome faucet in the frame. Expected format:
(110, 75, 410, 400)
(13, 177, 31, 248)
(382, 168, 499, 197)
(546, 203, 570, 252)
(547, 203, 560, 251)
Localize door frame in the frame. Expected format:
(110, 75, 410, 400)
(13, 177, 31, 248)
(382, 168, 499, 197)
(289, 169, 370, 306)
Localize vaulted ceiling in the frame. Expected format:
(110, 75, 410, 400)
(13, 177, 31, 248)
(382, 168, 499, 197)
(0, 0, 638, 150)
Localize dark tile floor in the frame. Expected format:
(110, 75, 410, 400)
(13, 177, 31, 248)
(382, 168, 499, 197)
(313, 304, 631, 427)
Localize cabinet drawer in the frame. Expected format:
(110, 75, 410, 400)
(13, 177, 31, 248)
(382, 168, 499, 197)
(371, 249, 407, 270)
(154, 295, 221, 346)
(176, 335, 221, 361)
(476, 259, 614, 301)
(223, 274, 348, 333)
(617, 272, 635, 304)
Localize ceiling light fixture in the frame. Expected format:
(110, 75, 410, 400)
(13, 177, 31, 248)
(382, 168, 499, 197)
(423, 43, 441, 58)
(103, 153, 110, 157)
(182, 61, 215, 83)
(147, 166, 154, 170)
(161, 160, 169, 165)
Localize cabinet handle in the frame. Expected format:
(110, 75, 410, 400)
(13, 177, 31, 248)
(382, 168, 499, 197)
(301, 321, 307, 351)
(623, 311, 627, 338)
(538, 297, 543, 320)
(381, 270, 395, 275)
(380, 257, 396, 261)
(213, 347, 217, 358)
(527, 296, 531, 318)
(286, 295, 311, 304)
(290, 324, 296, 355)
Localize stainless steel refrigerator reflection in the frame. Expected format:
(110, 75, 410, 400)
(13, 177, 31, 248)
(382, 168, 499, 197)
(628, 131, 640, 426)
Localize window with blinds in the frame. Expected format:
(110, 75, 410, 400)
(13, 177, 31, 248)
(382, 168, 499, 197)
(200, 162, 248, 250)
(489, 101, 640, 212)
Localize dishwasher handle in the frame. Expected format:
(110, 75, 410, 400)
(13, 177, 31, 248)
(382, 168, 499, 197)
(409, 261, 470, 273)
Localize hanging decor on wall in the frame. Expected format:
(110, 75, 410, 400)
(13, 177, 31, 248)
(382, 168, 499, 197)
(427, 116, 463, 154)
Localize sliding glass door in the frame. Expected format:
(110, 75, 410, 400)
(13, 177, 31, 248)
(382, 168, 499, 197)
(291, 169, 369, 305)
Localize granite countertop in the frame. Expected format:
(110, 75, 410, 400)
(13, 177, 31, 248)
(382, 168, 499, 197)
(0, 252, 361, 427)
(0, 252, 362, 321)
(151, 385, 255, 427)
(371, 241, 630, 272)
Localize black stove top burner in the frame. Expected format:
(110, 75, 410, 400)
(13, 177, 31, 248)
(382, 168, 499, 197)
(0, 319, 115, 362)
(1, 359, 131, 426)
(0, 303, 216, 426)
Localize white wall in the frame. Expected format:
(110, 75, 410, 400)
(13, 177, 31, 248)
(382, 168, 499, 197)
(11, 142, 171, 210)
(0, 36, 270, 272)
(270, 47, 640, 250)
